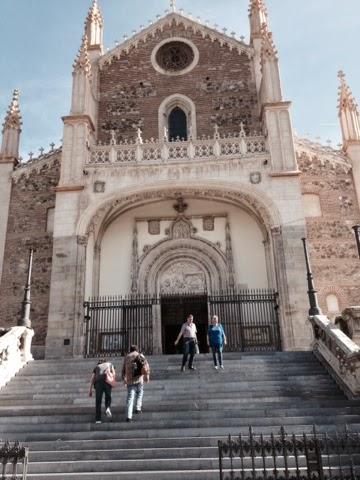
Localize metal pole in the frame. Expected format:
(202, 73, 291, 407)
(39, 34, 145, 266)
(301, 238, 322, 316)
(352, 225, 360, 259)
(19, 249, 34, 328)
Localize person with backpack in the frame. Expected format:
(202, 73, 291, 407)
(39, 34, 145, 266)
(89, 359, 116, 424)
(122, 345, 150, 422)
(207, 315, 227, 370)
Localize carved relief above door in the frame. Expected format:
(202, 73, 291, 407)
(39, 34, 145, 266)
(159, 261, 206, 294)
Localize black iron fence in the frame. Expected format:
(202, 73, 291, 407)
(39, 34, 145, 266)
(84, 295, 155, 357)
(218, 426, 360, 480)
(84, 289, 281, 356)
(0, 442, 28, 479)
(209, 289, 280, 352)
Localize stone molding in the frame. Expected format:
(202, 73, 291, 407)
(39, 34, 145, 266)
(98, 12, 252, 69)
(77, 184, 281, 246)
(133, 211, 233, 294)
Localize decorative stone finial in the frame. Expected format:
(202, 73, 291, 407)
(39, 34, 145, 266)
(170, 0, 176, 12)
(73, 34, 92, 76)
(249, 0, 269, 37)
(85, 0, 104, 49)
(1, 89, 22, 160)
(2, 90, 22, 133)
(338, 70, 360, 145)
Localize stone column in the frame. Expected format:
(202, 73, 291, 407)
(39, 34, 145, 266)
(46, 233, 87, 359)
(271, 225, 313, 350)
(152, 303, 162, 354)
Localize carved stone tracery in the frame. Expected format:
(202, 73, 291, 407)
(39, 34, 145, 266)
(130, 196, 236, 294)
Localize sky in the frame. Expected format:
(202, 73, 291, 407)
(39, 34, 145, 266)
(0, 0, 359, 160)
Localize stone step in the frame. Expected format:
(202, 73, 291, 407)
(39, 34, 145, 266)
(3, 413, 360, 434)
(1, 405, 358, 425)
(0, 351, 355, 479)
(3, 422, 359, 443)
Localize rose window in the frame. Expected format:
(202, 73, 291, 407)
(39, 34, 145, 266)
(156, 41, 195, 72)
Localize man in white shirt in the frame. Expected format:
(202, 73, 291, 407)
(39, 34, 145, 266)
(174, 314, 198, 372)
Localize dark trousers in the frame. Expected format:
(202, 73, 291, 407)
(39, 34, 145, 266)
(211, 345, 223, 367)
(95, 380, 112, 421)
(182, 339, 196, 368)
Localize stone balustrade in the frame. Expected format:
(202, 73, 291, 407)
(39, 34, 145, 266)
(311, 314, 360, 398)
(0, 327, 34, 389)
(88, 132, 268, 166)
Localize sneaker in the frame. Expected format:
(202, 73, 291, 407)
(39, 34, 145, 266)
(214, 365, 219, 370)
(135, 410, 142, 414)
(126, 418, 132, 423)
(105, 408, 112, 418)
(95, 420, 101, 424)
(189, 366, 196, 370)
(181, 366, 186, 372)
(220, 365, 224, 369)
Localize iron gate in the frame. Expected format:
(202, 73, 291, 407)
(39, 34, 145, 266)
(209, 289, 281, 352)
(219, 426, 360, 480)
(84, 289, 281, 357)
(84, 295, 156, 357)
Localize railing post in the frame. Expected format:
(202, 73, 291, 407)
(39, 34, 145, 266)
(19, 249, 34, 328)
(301, 238, 322, 316)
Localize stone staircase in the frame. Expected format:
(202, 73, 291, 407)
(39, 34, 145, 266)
(1, 351, 360, 479)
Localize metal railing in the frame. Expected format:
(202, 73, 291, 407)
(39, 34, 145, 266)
(0, 442, 28, 479)
(218, 426, 360, 480)
(209, 289, 280, 352)
(84, 289, 281, 357)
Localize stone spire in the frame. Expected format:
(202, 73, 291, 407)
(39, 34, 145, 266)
(338, 70, 360, 146)
(73, 34, 92, 77)
(249, 0, 269, 40)
(85, 0, 104, 52)
(1, 89, 22, 161)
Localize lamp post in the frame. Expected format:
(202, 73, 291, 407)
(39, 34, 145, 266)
(352, 225, 360, 259)
(302, 238, 322, 316)
(19, 249, 34, 328)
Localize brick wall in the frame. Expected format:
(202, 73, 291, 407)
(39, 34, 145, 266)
(0, 154, 60, 349)
(297, 141, 360, 314)
(98, 23, 260, 143)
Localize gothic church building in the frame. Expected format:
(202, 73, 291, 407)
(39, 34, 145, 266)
(0, 0, 359, 359)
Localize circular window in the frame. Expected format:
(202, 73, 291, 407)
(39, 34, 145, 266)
(156, 41, 194, 72)
(151, 38, 199, 76)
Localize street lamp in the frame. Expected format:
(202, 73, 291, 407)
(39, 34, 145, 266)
(352, 225, 360, 259)
(302, 238, 322, 316)
(19, 249, 34, 329)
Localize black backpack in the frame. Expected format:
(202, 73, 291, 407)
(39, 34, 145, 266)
(132, 354, 146, 378)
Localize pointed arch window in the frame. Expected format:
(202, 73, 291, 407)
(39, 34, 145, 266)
(169, 107, 188, 141)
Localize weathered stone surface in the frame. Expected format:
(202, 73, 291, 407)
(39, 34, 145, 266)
(0, 154, 60, 349)
(297, 138, 360, 314)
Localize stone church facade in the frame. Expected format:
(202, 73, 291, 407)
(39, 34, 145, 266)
(0, 0, 359, 359)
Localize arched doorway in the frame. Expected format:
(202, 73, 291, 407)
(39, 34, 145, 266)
(169, 107, 187, 141)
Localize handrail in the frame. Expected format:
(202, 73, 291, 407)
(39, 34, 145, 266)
(311, 314, 360, 398)
(0, 326, 34, 389)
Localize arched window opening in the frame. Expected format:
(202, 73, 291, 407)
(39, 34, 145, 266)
(169, 107, 187, 141)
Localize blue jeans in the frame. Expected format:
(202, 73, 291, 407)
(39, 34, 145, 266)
(126, 383, 144, 419)
(211, 345, 223, 367)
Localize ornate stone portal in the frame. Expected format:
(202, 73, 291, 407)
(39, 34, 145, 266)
(131, 196, 234, 294)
